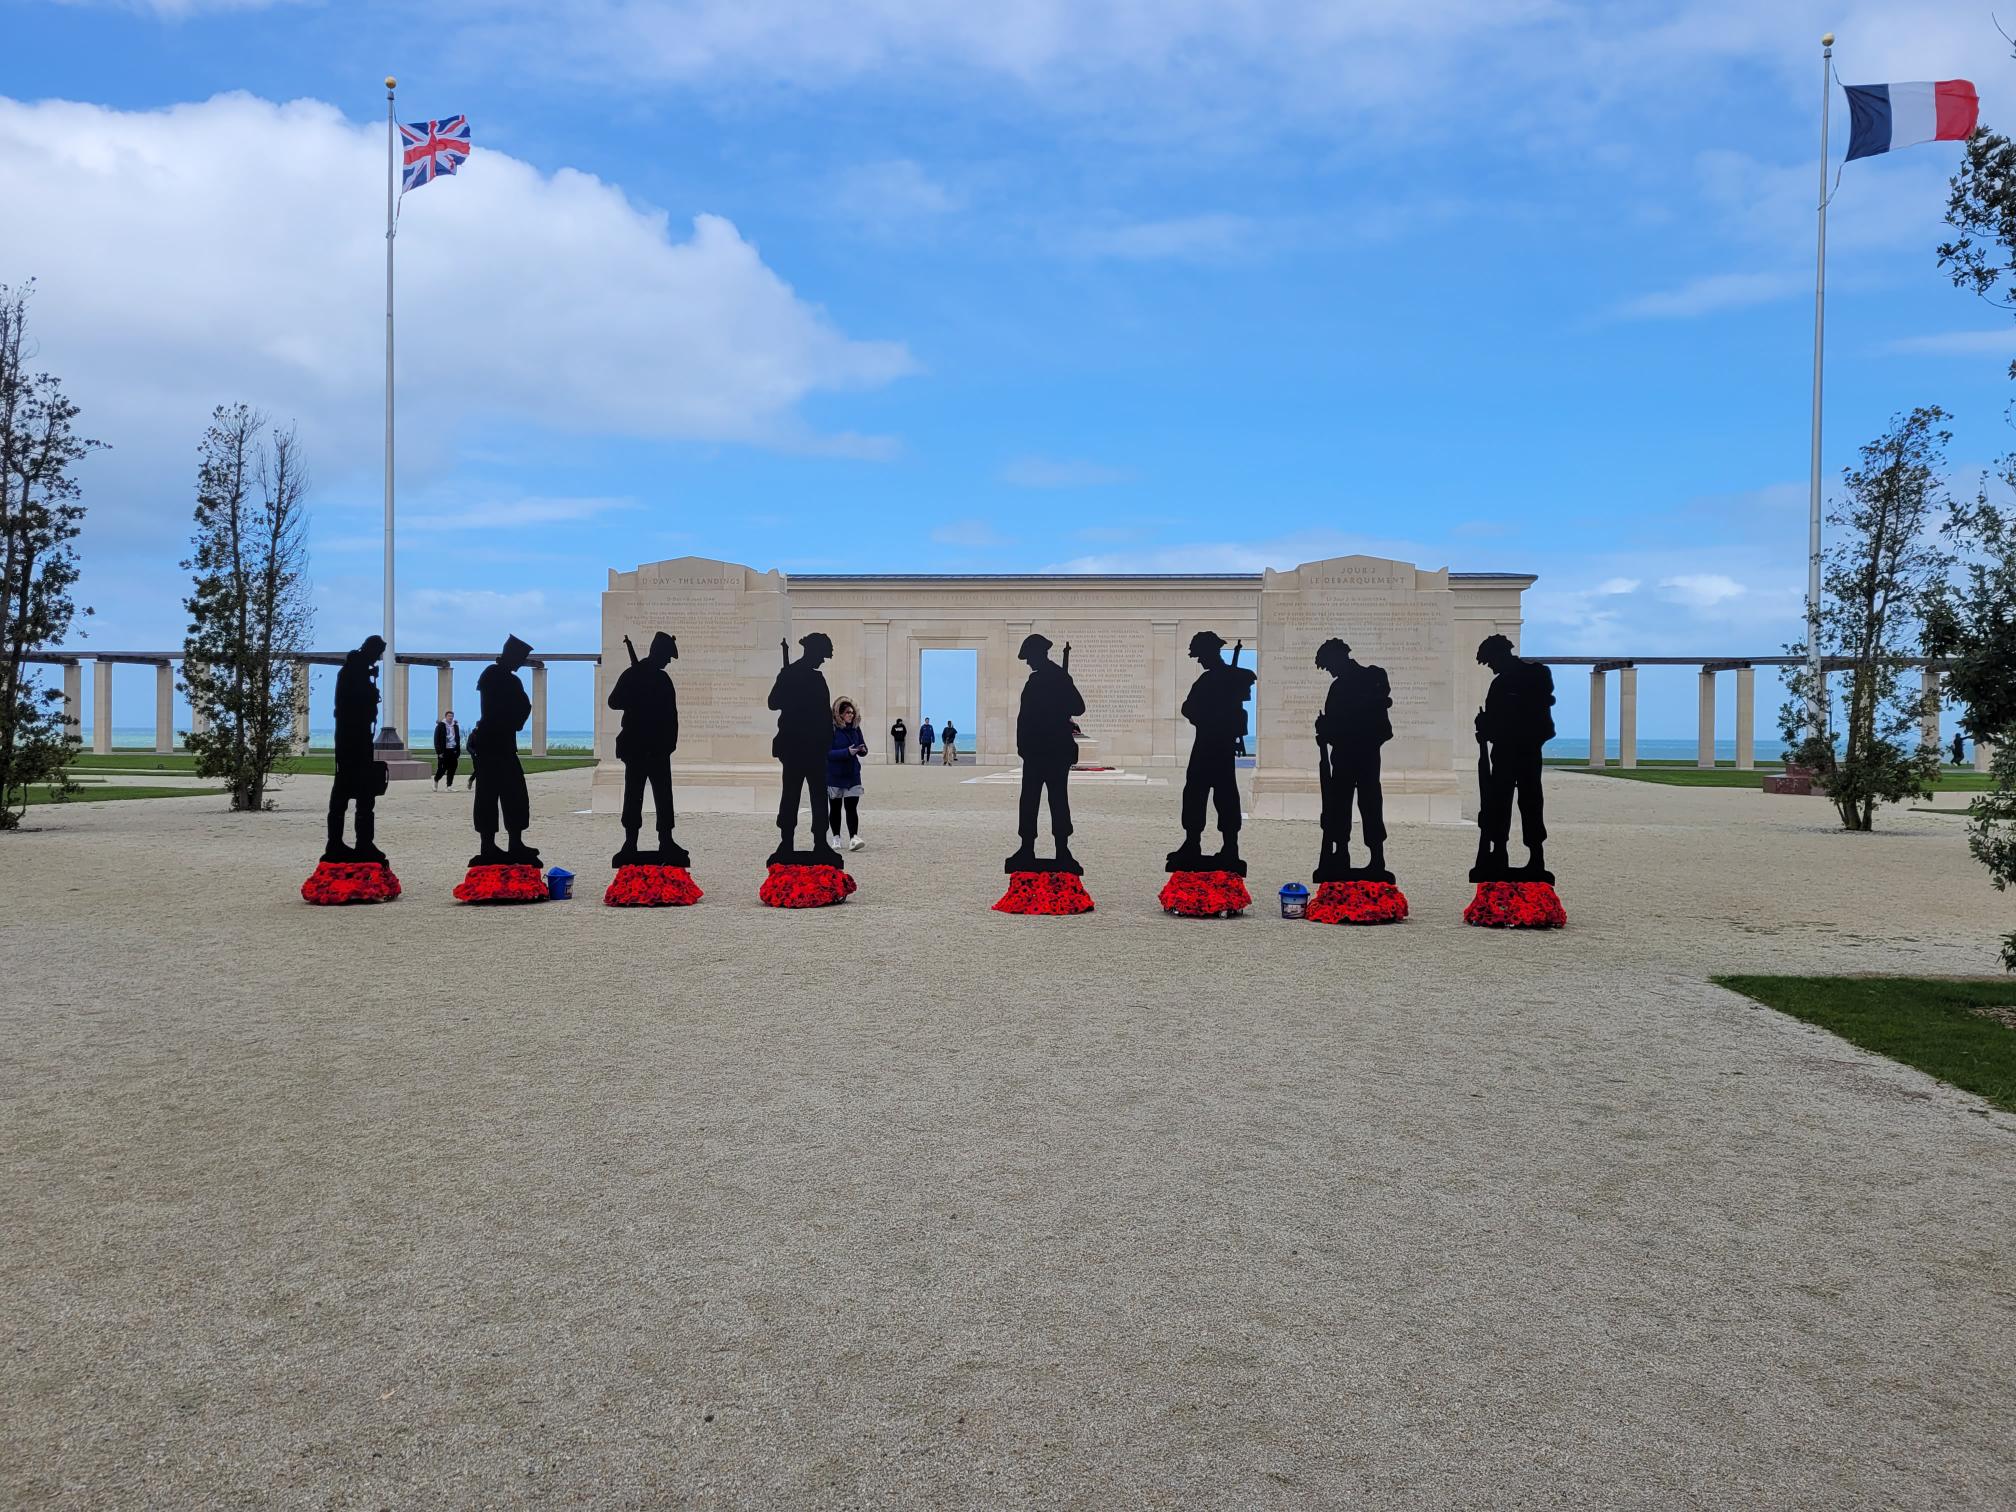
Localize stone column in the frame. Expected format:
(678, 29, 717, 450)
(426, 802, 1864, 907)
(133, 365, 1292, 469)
(292, 661, 311, 750)
(436, 664, 454, 728)
(1977, 737, 1996, 774)
(1152, 621, 1180, 765)
(1697, 668, 1716, 768)
(530, 662, 548, 757)
(1920, 665, 1941, 753)
(1735, 666, 1756, 770)
(154, 662, 174, 754)
(1618, 667, 1638, 768)
(62, 661, 81, 743)
(390, 661, 410, 752)
(1587, 668, 1606, 768)
(92, 658, 112, 755)
(863, 621, 889, 762)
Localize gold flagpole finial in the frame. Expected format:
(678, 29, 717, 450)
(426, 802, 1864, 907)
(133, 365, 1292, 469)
(1820, 33, 1833, 47)
(385, 75, 397, 91)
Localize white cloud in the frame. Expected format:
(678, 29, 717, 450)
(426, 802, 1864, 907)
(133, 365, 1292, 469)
(829, 158, 963, 233)
(1616, 270, 1807, 320)
(929, 519, 1012, 548)
(1000, 455, 1135, 489)
(1596, 577, 1640, 595)
(0, 93, 914, 472)
(1658, 572, 1746, 609)
(401, 495, 638, 532)
(53, 0, 300, 14)
(1066, 213, 1259, 262)
(1887, 329, 2016, 357)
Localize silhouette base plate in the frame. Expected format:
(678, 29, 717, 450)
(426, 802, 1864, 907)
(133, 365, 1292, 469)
(1307, 879, 1409, 925)
(1463, 880, 1566, 929)
(995, 871, 1095, 915)
(759, 863, 856, 909)
(1159, 870, 1252, 917)
(453, 863, 549, 905)
(604, 864, 704, 907)
(301, 859, 402, 906)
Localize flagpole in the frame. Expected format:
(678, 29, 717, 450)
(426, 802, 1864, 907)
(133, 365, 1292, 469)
(1805, 34, 1832, 739)
(380, 75, 400, 750)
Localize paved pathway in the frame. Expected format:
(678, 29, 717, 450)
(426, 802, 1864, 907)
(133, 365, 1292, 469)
(3, 768, 2012, 1507)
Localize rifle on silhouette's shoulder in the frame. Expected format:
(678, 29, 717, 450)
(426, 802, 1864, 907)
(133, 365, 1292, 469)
(780, 637, 789, 669)
(623, 634, 639, 667)
(1062, 641, 1072, 673)
(1231, 638, 1243, 670)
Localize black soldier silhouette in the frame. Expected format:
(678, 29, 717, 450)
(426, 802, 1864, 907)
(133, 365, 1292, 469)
(325, 634, 388, 863)
(768, 631, 843, 868)
(468, 633, 540, 866)
(609, 630, 687, 868)
(1471, 633, 1555, 882)
(1313, 637, 1393, 883)
(1167, 630, 1256, 876)
(1008, 632, 1086, 873)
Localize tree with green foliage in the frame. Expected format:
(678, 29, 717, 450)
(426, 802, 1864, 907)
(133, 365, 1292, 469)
(181, 403, 313, 812)
(0, 280, 100, 829)
(1936, 116, 2016, 967)
(1778, 408, 1950, 831)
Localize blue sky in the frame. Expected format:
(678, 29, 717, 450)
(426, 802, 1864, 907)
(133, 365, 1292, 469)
(6, 0, 2016, 740)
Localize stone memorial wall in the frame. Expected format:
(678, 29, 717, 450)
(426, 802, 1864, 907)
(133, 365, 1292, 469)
(592, 554, 1530, 820)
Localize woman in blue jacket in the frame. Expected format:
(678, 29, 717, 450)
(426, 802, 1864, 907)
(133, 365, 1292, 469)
(827, 697, 870, 851)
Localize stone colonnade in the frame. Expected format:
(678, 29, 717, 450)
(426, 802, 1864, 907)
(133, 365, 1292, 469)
(54, 652, 558, 759)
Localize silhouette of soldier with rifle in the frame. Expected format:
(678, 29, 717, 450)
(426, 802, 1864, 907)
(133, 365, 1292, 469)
(469, 634, 540, 866)
(325, 634, 388, 863)
(1313, 636, 1393, 882)
(1168, 630, 1256, 875)
(1471, 633, 1555, 881)
(768, 631, 843, 867)
(608, 629, 686, 868)
(1008, 632, 1085, 873)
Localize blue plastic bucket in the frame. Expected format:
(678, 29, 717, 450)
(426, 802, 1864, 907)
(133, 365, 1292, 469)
(1279, 882, 1309, 919)
(546, 867, 574, 900)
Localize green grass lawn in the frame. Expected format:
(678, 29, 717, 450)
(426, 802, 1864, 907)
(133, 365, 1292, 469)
(1555, 763, 1992, 792)
(1715, 975, 2016, 1114)
(71, 751, 596, 777)
(23, 783, 229, 805)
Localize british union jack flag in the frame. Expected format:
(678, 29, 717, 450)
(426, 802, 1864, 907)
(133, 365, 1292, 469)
(399, 116, 471, 193)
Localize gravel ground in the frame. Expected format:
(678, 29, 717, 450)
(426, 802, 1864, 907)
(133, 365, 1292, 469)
(3, 765, 2013, 1510)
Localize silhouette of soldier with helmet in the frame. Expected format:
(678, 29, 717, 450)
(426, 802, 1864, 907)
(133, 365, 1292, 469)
(1008, 632, 1086, 873)
(469, 634, 541, 866)
(608, 629, 687, 868)
(769, 631, 844, 867)
(325, 633, 388, 864)
(1471, 633, 1555, 881)
(1313, 636, 1393, 882)
(1167, 630, 1256, 875)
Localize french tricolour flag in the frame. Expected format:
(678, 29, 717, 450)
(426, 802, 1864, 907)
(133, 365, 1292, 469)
(1844, 80, 1978, 161)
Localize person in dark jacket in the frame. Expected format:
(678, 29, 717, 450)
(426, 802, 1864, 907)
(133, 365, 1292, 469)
(1953, 730, 1967, 767)
(827, 698, 869, 851)
(469, 634, 539, 865)
(940, 721, 959, 765)
(890, 717, 907, 764)
(326, 635, 387, 862)
(918, 717, 935, 764)
(432, 708, 462, 789)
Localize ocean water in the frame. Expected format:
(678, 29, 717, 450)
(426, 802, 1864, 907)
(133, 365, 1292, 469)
(1544, 737, 1793, 762)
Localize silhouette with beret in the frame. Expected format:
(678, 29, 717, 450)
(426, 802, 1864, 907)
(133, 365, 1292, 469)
(469, 633, 540, 866)
(1471, 633, 1555, 882)
(1313, 636, 1393, 882)
(325, 634, 388, 863)
(1167, 629, 1256, 875)
(1007, 632, 1086, 873)
(769, 631, 843, 867)
(609, 629, 687, 868)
